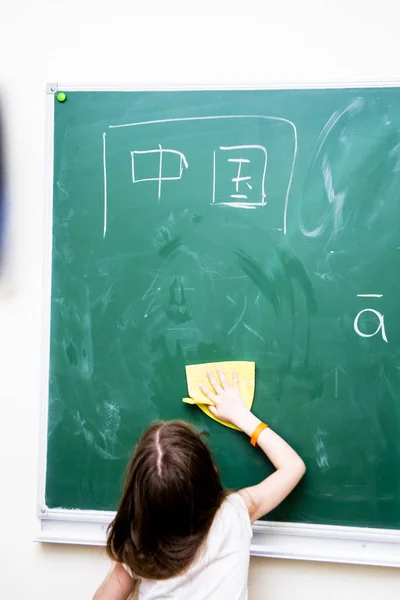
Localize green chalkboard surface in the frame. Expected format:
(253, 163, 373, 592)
(47, 88, 400, 529)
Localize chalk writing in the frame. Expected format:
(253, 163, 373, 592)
(354, 294, 388, 343)
(212, 145, 268, 208)
(103, 115, 297, 237)
(131, 145, 189, 200)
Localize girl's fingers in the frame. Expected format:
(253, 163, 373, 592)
(207, 371, 223, 394)
(208, 405, 219, 417)
(232, 370, 239, 389)
(217, 368, 228, 389)
(199, 383, 217, 402)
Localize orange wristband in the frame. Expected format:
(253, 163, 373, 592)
(250, 422, 269, 447)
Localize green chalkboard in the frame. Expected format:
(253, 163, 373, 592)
(46, 88, 400, 529)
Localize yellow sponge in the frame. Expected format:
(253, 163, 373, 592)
(183, 361, 255, 430)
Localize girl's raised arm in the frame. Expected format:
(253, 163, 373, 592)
(199, 369, 306, 523)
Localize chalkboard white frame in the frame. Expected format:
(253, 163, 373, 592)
(37, 82, 400, 568)
(36, 507, 400, 567)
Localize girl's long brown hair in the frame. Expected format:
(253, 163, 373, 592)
(107, 421, 226, 580)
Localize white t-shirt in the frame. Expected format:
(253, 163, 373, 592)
(127, 493, 253, 600)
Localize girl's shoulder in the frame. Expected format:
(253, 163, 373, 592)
(210, 492, 253, 542)
(224, 491, 251, 515)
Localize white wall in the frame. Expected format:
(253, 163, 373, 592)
(1, 1, 400, 598)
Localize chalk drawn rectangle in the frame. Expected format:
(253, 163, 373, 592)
(103, 115, 297, 236)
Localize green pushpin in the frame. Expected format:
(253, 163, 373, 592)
(57, 92, 67, 103)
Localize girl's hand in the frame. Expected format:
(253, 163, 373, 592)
(199, 369, 249, 427)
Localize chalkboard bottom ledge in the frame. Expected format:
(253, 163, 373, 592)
(36, 509, 400, 567)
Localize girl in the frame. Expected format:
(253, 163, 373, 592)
(93, 369, 306, 600)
